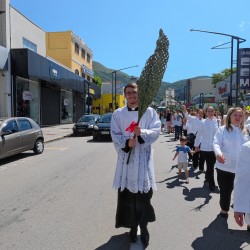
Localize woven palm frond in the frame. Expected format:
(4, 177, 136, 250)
(138, 29, 170, 120)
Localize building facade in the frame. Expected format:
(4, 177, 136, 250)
(0, 0, 100, 125)
(46, 31, 94, 83)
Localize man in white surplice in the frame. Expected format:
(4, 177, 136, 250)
(111, 82, 161, 247)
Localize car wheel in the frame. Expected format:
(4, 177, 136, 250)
(33, 139, 44, 154)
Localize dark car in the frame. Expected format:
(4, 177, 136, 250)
(92, 113, 113, 141)
(0, 117, 44, 160)
(73, 114, 100, 136)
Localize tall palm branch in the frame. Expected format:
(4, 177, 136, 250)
(138, 28, 170, 120)
(127, 29, 170, 164)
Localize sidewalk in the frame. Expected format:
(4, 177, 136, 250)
(42, 124, 74, 143)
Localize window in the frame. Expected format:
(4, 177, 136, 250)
(82, 73, 85, 78)
(87, 76, 90, 81)
(3, 120, 18, 133)
(87, 53, 91, 63)
(75, 42, 79, 54)
(18, 119, 32, 131)
(81, 49, 86, 59)
(75, 69, 79, 75)
(23, 38, 37, 53)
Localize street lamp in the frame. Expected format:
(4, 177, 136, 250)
(190, 29, 246, 106)
(199, 92, 204, 108)
(111, 65, 138, 111)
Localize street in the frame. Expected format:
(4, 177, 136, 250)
(0, 134, 250, 250)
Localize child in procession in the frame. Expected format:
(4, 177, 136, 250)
(173, 136, 194, 183)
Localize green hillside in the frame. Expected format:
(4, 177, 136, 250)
(93, 61, 210, 105)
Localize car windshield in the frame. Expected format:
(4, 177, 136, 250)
(79, 116, 94, 122)
(99, 115, 112, 123)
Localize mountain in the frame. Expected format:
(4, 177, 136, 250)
(93, 61, 135, 84)
(92, 61, 210, 105)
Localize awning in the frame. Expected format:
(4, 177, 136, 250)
(0, 45, 8, 70)
(11, 48, 101, 97)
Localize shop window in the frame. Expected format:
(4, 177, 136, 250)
(16, 77, 40, 124)
(75, 42, 79, 54)
(87, 53, 91, 63)
(75, 69, 79, 75)
(82, 73, 85, 78)
(23, 37, 37, 53)
(81, 49, 86, 59)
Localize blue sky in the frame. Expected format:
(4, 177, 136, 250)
(10, 0, 250, 83)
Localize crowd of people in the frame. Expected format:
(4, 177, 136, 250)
(110, 82, 250, 247)
(159, 104, 250, 232)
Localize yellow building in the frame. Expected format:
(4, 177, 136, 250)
(46, 30, 94, 84)
(92, 93, 126, 115)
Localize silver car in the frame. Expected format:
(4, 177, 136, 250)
(0, 117, 44, 160)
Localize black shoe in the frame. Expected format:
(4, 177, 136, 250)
(129, 227, 137, 243)
(140, 226, 149, 247)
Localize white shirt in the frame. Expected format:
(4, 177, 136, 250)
(245, 116, 250, 126)
(234, 141, 250, 217)
(194, 117, 219, 151)
(184, 112, 203, 135)
(213, 125, 249, 173)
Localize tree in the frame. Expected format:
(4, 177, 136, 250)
(93, 75, 102, 86)
(212, 68, 237, 85)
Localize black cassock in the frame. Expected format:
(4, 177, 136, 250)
(115, 188, 155, 229)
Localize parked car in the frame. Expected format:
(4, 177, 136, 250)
(93, 113, 113, 141)
(72, 114, 100, 136)
(0, 117, 44, 160)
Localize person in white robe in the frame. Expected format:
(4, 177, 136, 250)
(111, 82, 161, 247)
(234, 140, 250, 232)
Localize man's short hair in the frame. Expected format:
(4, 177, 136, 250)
(124, 82, 138, 93)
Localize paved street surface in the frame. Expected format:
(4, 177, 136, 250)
(0, 125, 250, 250)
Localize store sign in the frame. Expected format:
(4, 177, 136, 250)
(218, 84, 227, 94)
(23, 90, 33, 101)
(82, 65, 94, 77)
(64, 99, 70, 106)
(49, 65, 61, 81)
(238, 48, 250, 89)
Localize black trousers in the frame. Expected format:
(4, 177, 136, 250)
(216, 168, 235, 212)
(115, 188, 155, 229)
(193, 151, 205, 170)
(201, 151, 216, 187)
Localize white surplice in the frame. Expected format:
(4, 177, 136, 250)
(111, 106, 161, 193)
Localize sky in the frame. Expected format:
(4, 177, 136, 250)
(10, 0, 250, 83)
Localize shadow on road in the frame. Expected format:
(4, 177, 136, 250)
(182, 182, 212, 211)
(95, 232, 130, 250)
(0, 152, 34, 166)
(192, 214, 250, 249)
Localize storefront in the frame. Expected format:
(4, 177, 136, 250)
(11, 48, 100, 126)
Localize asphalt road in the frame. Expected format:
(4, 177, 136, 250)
(0, 134, 249, 250)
